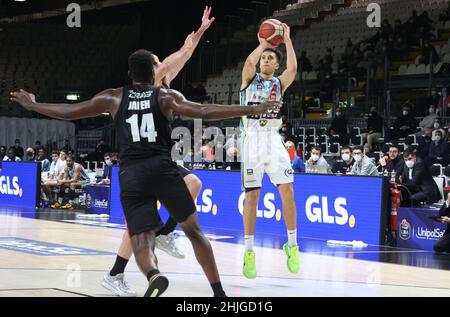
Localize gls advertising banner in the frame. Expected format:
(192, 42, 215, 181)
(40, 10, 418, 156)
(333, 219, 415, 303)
(397, 208, 447, 251)
(110, 168, 387, 244)
(0, 162, 40, 208)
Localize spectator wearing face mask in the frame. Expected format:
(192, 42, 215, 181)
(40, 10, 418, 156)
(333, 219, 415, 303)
(305, 146, 331, 174)
(285, 141, 305, 173)
(398, 148, 441, 206)
(349, 146, 379, 176)
(327, 108, 349, 145)
(417, 105, 438, 135)
(392, 105, 418, 141)
(379, 144, 405, 178)
(431, 117, 446, 141)
(361, 106, 384, 146)
(99, 152, 113, 185)
(332, 146, 354, 175)
(425, 130, 449, 167)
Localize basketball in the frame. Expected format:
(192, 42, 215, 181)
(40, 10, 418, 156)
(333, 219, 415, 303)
(258, 19, 284, 46)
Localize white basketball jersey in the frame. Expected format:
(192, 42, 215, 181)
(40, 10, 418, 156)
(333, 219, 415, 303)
(240, 73, 283, 132)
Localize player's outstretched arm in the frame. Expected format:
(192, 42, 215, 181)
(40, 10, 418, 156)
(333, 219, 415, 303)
(241, 35, 276, 90)
(159, 89, 281, 121)
(156, 6, 215, 85)
(10, 89, 121, 121)
(278, 23, 297, 94)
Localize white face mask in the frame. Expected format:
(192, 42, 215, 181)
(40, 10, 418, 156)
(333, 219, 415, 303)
(434, 123, 440, 129)
(353, 154, 363, 162)
(341, 153, 350, 162)
(403, 111, 409, 116)
(429, 108, 435, 114)
(105, 160, 112, 166)
(405, 160, 415, 169)
(311, 154, 320, 162)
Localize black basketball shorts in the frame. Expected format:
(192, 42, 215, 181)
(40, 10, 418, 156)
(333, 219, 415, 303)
(119, 156, 196, 237)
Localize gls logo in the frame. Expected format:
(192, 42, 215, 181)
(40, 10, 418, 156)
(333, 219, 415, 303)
(305, 196, 355, 228)
(0, 176, 23, 197)
(196, 189, 218, 215)
(238, 192, 282, 221)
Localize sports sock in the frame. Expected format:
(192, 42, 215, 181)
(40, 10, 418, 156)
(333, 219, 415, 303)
(244, 235, 254, 252)
(109, 255, 129, 276)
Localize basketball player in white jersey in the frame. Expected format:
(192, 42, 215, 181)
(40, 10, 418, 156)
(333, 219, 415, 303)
(240, 23, 299, 279)
(102, 6, 215, 296)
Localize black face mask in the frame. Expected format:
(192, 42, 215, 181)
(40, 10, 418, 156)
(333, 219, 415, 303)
(111, 160, 118, 165)
(424, 136, 431, 141)
(27, 152, 34, 157)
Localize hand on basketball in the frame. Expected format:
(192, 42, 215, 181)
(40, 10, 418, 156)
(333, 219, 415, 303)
(281, 23, 291, 44)
(10, 89, 36, 110)
(200, 6, 215, 30)
(252, 101, 282, 115)
(257, 33, 277, 49)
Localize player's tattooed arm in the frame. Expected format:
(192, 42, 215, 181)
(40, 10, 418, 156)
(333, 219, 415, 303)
(11, 88, 122, 120)
(159, 89, 281, 121)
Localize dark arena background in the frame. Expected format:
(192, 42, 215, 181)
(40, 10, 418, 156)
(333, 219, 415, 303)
(0, 0, 449, 301)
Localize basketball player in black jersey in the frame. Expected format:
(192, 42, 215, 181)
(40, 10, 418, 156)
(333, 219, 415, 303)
(102, 6, 215, 297)
(11, 49, 280, 297)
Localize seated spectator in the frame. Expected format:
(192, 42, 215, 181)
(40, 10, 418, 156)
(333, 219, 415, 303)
(398, 148, 441, 206)
(431, 117, 446, 141)
(42, 151, 64, 203)
(417, 130, 433, 159)
(392, 104, 418, 140)
(332, 146, 354, 175)
(3, 147, 21, 162)
(425, 130, 449, 167)
(305, 146, 331, 174)
(37, 147, 51, 172)
(12, 139, 24, 160)
(363, 143, 377, 163)
(25, 147, 36, 162)
(349, 145, 379, 176)
(328, 108, 349, 145)
(433, 192, 450, 253)
(361, 106, 383, 146)
(298, 50, 313, 73)
(379, 144, 405, 178)
(417, 104, 438, 134)
(0, 146, 6, 161)
(285, 141, 305, 173)
(52, 154, 90, 210)
(98, 152, 113, 185)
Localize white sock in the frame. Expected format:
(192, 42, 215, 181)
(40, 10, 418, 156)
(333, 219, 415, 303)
(244, 235, 254, 252)
(287, 229, 297, 247)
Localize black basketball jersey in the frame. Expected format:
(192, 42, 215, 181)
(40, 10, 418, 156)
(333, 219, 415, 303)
(115, 85, 173, 163)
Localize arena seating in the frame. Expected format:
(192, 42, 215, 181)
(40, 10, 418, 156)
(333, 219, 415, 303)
(0, 22, 139, 116)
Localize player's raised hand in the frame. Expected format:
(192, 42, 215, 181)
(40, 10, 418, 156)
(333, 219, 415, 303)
(281, 23, 291, 44)
(252, 101, 282, 115)
(201, 6, 215, 30)
(10, 89, 36, 111)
